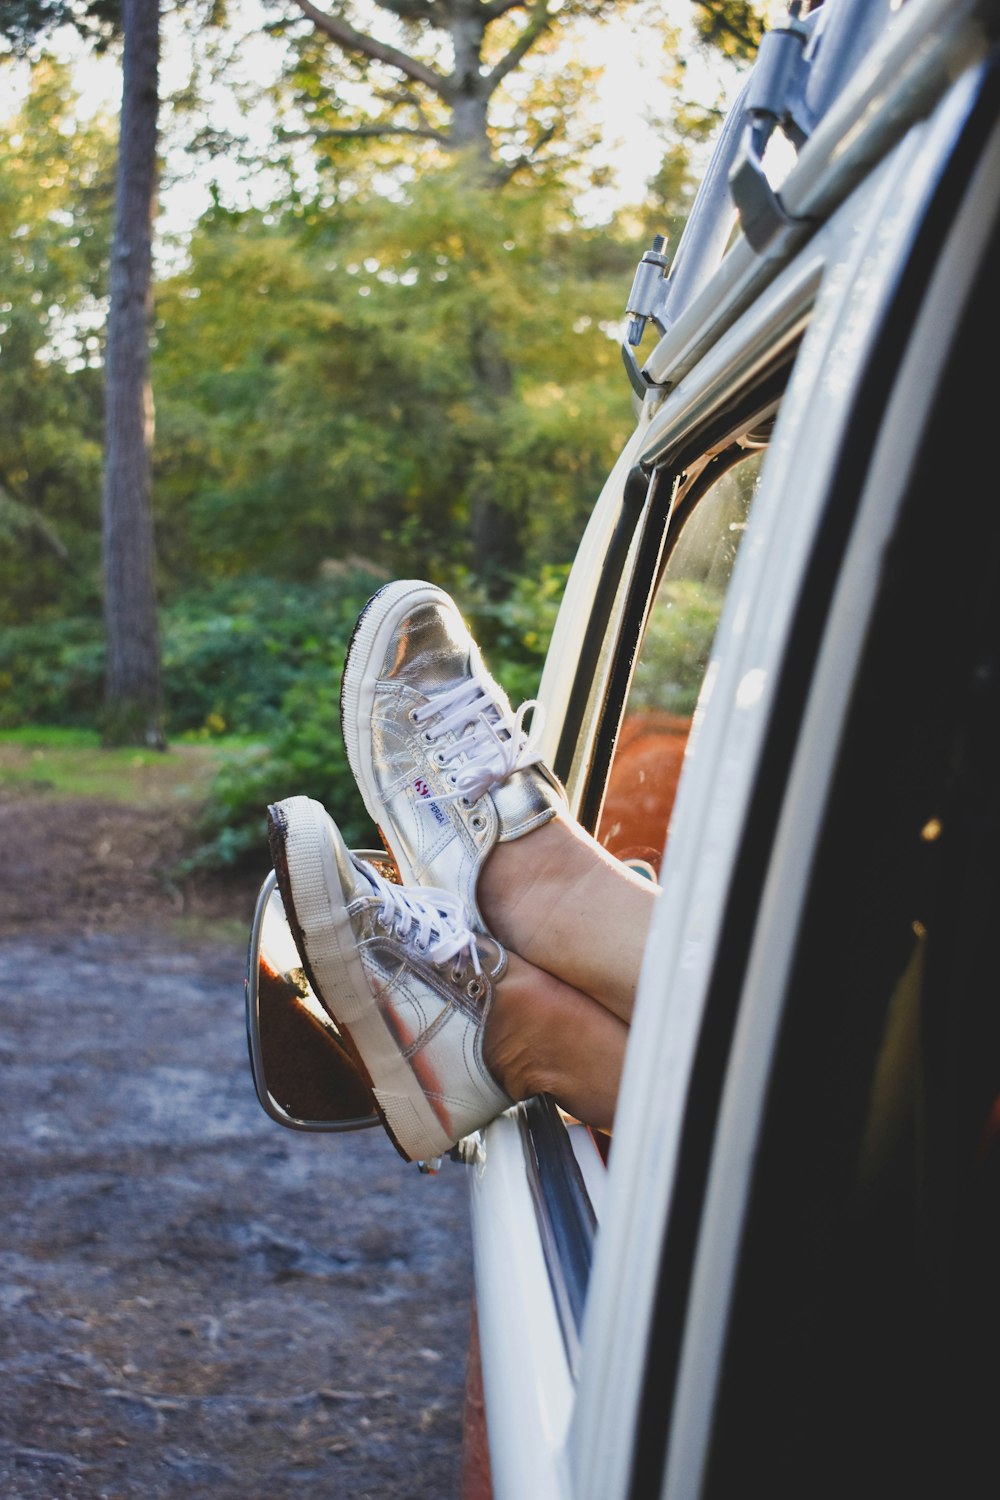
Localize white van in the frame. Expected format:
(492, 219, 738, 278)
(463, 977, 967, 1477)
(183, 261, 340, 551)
(248, 0, 1000, 1493)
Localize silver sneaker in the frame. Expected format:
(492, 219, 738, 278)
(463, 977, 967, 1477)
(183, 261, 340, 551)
(340, 580, 565, 930)
(267, 794, 513, 1164)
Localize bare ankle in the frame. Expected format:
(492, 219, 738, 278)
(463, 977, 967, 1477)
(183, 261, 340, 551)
(482, 957, 553, 1101)
(479, 813, 578, 951)
(479, 812, 658, 1020)
(483, 954, 627, 1130)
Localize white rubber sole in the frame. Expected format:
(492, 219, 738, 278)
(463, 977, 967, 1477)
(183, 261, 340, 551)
(274, 795, 454, 1163)
(340, 579, 453, 886)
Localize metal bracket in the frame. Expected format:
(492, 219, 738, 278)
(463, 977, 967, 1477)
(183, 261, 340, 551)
(621, 231, 671, 397)
(625, 232, 671, 348)
(729, 2, 817, 252)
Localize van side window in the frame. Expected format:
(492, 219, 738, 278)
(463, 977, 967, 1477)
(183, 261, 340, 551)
(597, 450, 765, 872)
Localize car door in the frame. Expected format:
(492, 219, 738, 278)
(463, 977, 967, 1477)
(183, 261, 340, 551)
(466, 1, 1000, 1496)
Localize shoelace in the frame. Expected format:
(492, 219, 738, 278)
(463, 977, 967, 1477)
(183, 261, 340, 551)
(412, 674, 545, 803)
(357, 857, 481, 975)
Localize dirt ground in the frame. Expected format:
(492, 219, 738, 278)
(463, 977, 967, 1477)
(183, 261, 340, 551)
(0, 789, 478, 1500)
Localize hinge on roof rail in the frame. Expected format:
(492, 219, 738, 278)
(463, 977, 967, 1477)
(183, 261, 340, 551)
(621, 232, 671, 396)
(729, 1, 818, 252)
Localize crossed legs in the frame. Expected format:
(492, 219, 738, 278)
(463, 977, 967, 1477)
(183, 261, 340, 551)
(478, 811, 661, 1132)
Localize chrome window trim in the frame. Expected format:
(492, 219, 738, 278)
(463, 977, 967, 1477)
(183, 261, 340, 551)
(469, 1110, 576, 1500)
(519, 1097, 599, 1379)
(636, 250, 819, 473)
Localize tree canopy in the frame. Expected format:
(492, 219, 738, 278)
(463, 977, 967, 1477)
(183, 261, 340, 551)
(0, 0, 768, 716)
(0, 60, 115, 624)
(152, 163, 638, 585)
(0, 0, 121, 54)
(263, 0, 624, 183)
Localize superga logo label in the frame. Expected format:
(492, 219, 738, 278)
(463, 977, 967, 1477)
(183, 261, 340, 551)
(413, 778, 448, 827)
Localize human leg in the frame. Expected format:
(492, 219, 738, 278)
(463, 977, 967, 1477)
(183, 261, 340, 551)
(482, 951, 626, 1134)
(478, 811, 658, 1025)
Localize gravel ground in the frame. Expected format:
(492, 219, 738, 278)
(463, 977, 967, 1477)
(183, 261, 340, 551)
(0, 797, 476, 1500)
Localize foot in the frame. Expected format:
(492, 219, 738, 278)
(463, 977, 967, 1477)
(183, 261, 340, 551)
(340, 579, 565, 930)
(267, 794, 513, 1163)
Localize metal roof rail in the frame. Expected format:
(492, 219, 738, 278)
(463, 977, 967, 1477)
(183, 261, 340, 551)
(622, 0, 998, 397)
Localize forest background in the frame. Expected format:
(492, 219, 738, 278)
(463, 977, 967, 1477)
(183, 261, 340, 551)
(0, 0, 762, 875)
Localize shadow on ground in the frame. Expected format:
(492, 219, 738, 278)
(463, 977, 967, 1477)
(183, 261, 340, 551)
(0, 796, 475, 1500)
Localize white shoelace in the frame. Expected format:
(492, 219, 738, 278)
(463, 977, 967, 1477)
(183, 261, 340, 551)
(411, 673, 546, 804)
(357, 858, 481, 975)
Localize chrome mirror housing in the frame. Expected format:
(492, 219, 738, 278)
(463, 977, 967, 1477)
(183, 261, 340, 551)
(244, 863, 382, 1132)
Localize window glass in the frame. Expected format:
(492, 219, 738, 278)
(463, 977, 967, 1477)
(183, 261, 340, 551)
(597, 450, 765, 872)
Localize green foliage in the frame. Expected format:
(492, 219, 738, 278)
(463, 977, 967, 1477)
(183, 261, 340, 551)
(0, 614, 105, 726)
(628, 578, 725, 716)
(262, 0, 626, 187)
(153, 166, 636, 589)
(0, 60, 115, 624)
(0, 566, 389, 731)
(0, 0, 121, 55)
(0, 18, 719, 868)
(158, 572, 390, 736)
(0, 554, 567, 875)
(189, 667, 372, 870)
(691, 0, 766, 60)
(455, 563, 569, 704)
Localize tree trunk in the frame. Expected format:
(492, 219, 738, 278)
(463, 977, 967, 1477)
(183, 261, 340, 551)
(448, 12, 492, 164)
(102, 0, 164, 747)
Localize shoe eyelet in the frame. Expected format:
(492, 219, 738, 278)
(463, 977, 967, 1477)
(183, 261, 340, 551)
(451, 967, 463, 984)
(408, 707, 420, 723)
(466, 978, 484, 1000)
(433, 749, 447, 766)
(470, 813, 486, 832)
(421, 730, 434, 744)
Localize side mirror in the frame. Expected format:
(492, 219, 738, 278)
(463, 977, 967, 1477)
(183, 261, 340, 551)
(244, 863, 381, 1132)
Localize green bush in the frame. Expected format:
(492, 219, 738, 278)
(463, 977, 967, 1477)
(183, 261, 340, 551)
(158, 571, 389, 737)
(0, 616, 106, 728)
(0, 564, 566, 873)
(188, 661, 376, 872)
(0, 568, 390, 735)
(628, 578, 725, 716)
(456, 564, 569, 706)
